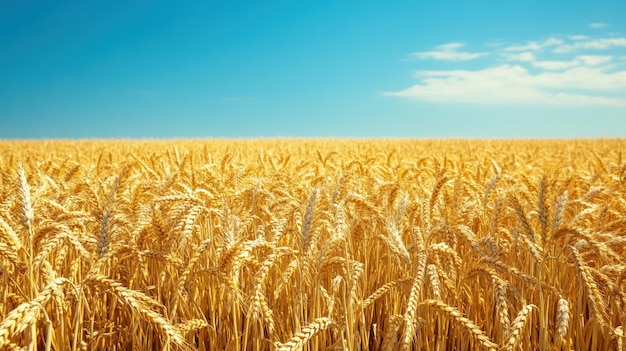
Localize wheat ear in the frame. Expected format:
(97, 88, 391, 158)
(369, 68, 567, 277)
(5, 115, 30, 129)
(0, 278, 69, 348)
(84, 274, 190, 350)
(300, 188, 318, 254)
(381, 315, 403, 351)
(422, 299, 498, 351)
(555, 298, 570, 342)
(505, 304, 536, 351)
(494, 278, 510, 331)
(274, 317, 332, 351)
(0, 218, 22, 251)
(569, 245, 608, 326)
(400, 252, 427, 351)
(427, 264, 442, 299)
(0, 302, 43, 348)
(362, 278, 411, 309)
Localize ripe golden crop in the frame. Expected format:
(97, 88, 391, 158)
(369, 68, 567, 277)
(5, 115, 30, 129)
(1, 139, 625, 350)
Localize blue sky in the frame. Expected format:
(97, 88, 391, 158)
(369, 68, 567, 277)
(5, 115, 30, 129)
(1, 0, 625, 139)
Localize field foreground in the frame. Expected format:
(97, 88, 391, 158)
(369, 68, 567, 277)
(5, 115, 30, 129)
(0, 139, 625, 351)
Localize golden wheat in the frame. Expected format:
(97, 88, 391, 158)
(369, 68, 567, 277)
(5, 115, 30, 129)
(0, 139, 624, 350)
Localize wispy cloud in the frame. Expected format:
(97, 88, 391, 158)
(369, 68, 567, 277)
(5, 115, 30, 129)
(531, 60, 579, 70)
(385, 31, 626, 106)
(504, 37, 563, 52)
(589, 22, 609, 29)
(384, 65, 626, 106)
(503, 35, 626, 54)
(531, 55, 613, 70)
(411, 43, 488, 61)
(577, 55, 613, 66)
(553, 38, 626, 53)
(503, 52, 536, 62)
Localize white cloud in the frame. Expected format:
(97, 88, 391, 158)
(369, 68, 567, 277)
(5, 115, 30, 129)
(504, 35, 626, 54)
(529, 66, 626, 90)
(388, 33, 626, 107)
(577, 55, 613, 66)
(531, 55, 613, 70)
(384, 65, 626, 106)
(438, 43, 465, 51)
(504, 52, 536, 62)
(569, 35, 590, 41)
(554, 37, 626, 53)
(589, 22, 609, 29)
(411, 43, 488, 61)
(504, 37, 563, 52)
(532, 60, 578, 70)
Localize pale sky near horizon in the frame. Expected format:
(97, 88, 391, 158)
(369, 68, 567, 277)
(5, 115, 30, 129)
(1, 1, 625, 139)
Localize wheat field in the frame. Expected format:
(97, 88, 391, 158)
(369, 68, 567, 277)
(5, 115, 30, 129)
(0, 139, 625, 351)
